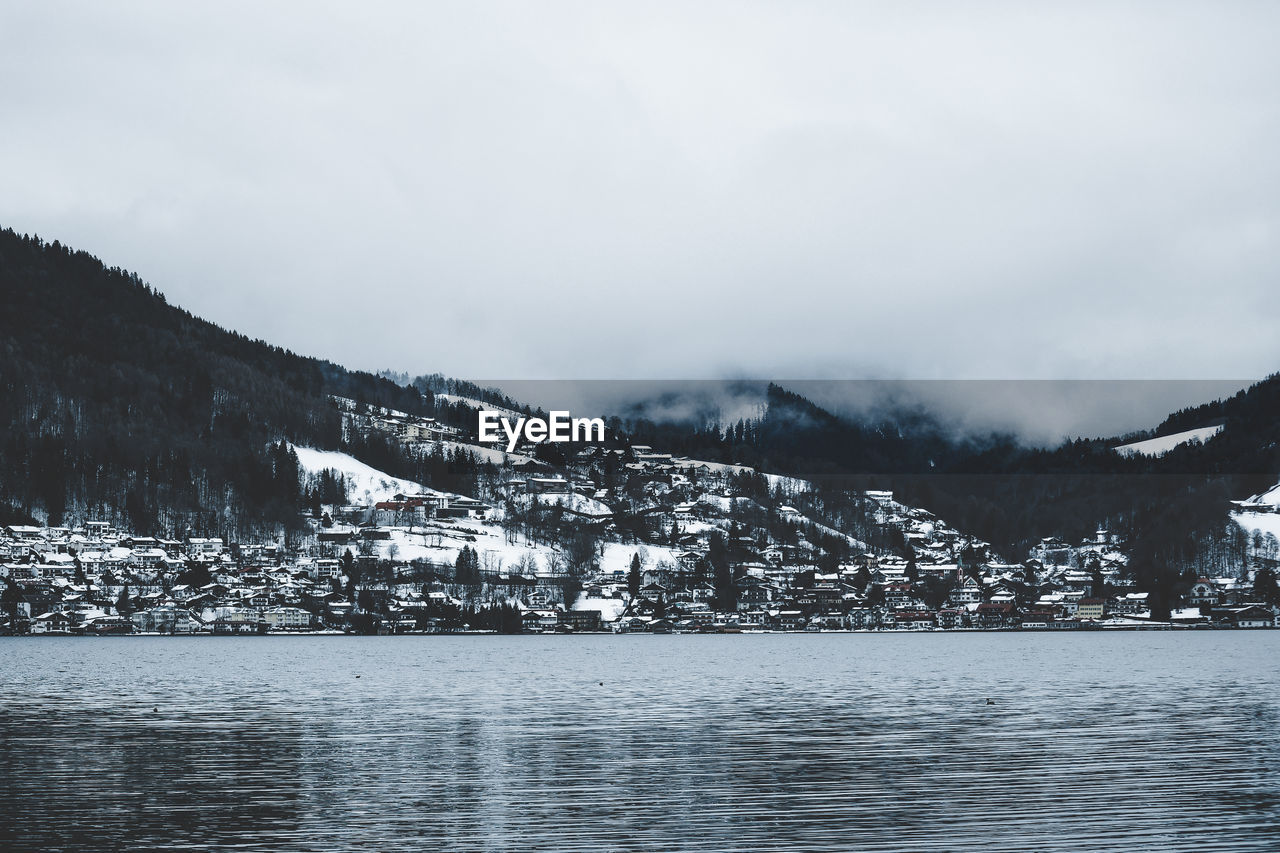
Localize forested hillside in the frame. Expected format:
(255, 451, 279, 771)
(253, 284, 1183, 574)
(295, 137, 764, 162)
(4, 225, 1279, 616)
(0, 229, 429, 533)
(625, 379, 1280, 615)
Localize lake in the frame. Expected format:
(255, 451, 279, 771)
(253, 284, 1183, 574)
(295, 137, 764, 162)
(2, 633, 1279, 852)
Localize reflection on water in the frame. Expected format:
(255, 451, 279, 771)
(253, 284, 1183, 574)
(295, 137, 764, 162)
(2, 634, 1279, 852)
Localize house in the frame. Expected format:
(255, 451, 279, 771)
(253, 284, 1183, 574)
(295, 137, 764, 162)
(263, 606, 313, 630)
(1170, 606, 1208, 625)
(209, 607, 263, 633)
(185, 537, 224, 559)
(936, 608, 964, 629)
(84, 614, 133, 635)
(373, 499, 433, 526)
(129, 548, 168, 568)
(1019, 609, 1056, 629)
(1076, 598, 1106, 621)
(439, 498, 489, 520)
(132, 604, 201, 633)
(522, 609, 559, 631)
(31, 611, 74, 634)
(613, 616, 650, 633)
(1112, 592, 1149, 615)
(975, 602, 1015, 628)
(1, 584, 31, 620)
(310, 559, 342, 580)
(1222, 605, 1273, 629)
(1187, 578, 1218, 606)
(673, 503, 699, 519)
(1062, 571, 1095, 593)
(952, 576, 983, 605)
(317, 528, 357, 545)
(884, 583, 916, 607)
(770, 609, 806, 631)
(5, 526, 44, 542)
(558, 610, 603, 632)
(893, 611, 935, 630)
(677, 551, 703, 571)
(526, 477, 570, 495)
(845, 607, 876, 630)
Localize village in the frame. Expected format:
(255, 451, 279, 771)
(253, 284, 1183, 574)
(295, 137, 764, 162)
(4, 436, 1279, 635)
(3, 394, 1279, 636)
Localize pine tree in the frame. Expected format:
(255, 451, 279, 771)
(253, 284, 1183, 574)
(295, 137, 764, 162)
(1254, 566, 1279, 604)
(709, 532, 735, 612)
(1088, 556, 1105, 598)
(853, 564, 872, 591)
(628, 552, 642, 599)
(454, 545, 480, 584)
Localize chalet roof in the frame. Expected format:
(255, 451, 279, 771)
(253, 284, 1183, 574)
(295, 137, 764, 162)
(976, 602, 1013, 613)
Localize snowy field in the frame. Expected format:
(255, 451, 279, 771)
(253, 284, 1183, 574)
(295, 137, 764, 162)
(522, 492, 613, 515)
(1233, 510, 1280, 542)
(1241, 481, 1280, 508)
(598, 542, 683, 575)
(1231, 478, 1280, 542)
(435, 394, 525, 420)
(428, 439, 535, 466)
(1113, 424, 1224, 457)
(292, 446, 435, 504)
(360, 523, 568, 575)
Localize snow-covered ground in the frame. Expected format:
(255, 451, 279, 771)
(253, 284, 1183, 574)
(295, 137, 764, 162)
(292, 446, 433, 504)
(1232, 510, 1280, 542)
(763, 473, 811, 493)
(1113, 424, 1224, 457)
(522, 492, 613, 515)
(1240, 480, 1280, 508)
(573, 596, 627, 623)
(425, 439, 535, 467)
(359, 522, 566, 575)
(598, 542, 682, 575)
(435, 394, 524, 420)
(1231, 478, 1280, 543)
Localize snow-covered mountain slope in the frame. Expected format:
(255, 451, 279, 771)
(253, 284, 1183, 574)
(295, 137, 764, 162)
(1233, 478, 1280, 544)
(1234, 510, 1280, 542)
(1241, 481, 1280, 508)
(351, 521, 568, 575)
(522, 492, 614, 516)
(1113, 424, 1224, 457)
(292, 446, 432, 504)
(435, 394, 524, 419)
(432, 439, 535, 466)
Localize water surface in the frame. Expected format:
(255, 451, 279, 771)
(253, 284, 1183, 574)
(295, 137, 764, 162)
(2, 633, 1278, 851)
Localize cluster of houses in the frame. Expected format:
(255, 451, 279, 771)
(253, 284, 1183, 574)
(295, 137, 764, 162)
(334, 395, 464, 446)
(5, 401, 1279, 636)
(0, 523, 474, 636)
(4, 497, 1276, 635)
(586, 554, 1280, 633)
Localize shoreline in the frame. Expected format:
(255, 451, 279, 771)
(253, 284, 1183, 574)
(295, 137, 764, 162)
(4, 623, 1272, 638)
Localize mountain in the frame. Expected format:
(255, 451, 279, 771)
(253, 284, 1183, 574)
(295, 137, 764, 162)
(5, 225, 1279, 616)
(585, 376, 1280, 616)
(0, 228, 432, 533)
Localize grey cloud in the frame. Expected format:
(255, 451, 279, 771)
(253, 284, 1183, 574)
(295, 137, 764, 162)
(1, 1, 1277, 402)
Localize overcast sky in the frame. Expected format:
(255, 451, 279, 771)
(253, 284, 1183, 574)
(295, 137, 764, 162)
(2, 1, 1278, 391)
